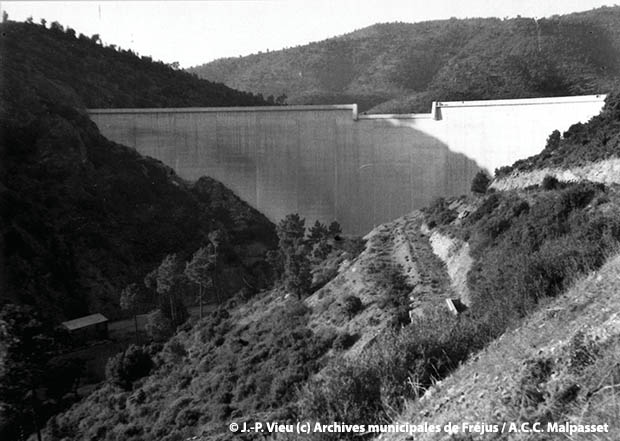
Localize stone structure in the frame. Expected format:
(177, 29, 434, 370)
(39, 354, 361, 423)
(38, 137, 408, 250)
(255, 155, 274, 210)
(89, 95, 605, 234)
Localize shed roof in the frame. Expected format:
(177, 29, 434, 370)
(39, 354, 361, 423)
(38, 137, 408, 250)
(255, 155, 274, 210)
(62, 313, 108, 331)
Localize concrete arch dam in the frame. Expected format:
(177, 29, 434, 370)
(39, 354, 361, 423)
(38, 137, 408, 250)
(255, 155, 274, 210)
(89, 95, 605, 235)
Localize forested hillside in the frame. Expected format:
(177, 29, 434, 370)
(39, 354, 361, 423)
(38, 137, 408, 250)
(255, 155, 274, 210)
(0, 19, 277, 323)
(190, 6, 620, 112)
(1, 20, 268, 108)
(0, 20, 279, 440)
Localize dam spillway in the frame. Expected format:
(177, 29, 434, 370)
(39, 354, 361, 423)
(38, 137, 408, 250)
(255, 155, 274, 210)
(89, 95, 605, 234)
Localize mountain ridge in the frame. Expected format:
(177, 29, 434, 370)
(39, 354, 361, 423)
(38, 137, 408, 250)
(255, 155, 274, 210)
(189, 6, 620, 113)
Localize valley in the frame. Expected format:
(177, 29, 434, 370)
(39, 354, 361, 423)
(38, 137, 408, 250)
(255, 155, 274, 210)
(1, 5, 620, 441)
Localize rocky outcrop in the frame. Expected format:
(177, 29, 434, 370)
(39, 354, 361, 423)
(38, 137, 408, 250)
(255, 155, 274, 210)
(428, 231, 473, 306)
(492, 158, 620, 191)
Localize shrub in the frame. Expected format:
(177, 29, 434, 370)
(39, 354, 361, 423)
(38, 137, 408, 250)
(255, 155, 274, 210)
(545, 129, 562, 151)
(566, 330, 599, 373)
(467, 182, 620, 336)
(467, 192, 502, 224)
(105, 345, 153, 390)
(541, 174, 559, 190)
(338, 236, 366, 258)
(299, 309, 488, 436)
(510, 357, 555, 420)
(175, 408, 200, 428)
(312, 261, 340, 291)
(470, 170, 491, 194)
(332, 332, 358, 351)
(364, 309, 487, 406)
(425, 197, 457, 228)
(298, 360, 383, 438)
(341, 295, 363, 319)
(162, 338, 187, 365)
(145, 310, 174, 342)
(376, 265, 413, 325)
(314, 327, 338, 348)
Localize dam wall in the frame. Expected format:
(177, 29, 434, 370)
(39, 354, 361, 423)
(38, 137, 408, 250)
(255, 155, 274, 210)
(89, 95, 605, 234)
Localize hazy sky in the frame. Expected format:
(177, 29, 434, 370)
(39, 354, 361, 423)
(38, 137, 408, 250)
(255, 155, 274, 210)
(1, 0, 615, 67)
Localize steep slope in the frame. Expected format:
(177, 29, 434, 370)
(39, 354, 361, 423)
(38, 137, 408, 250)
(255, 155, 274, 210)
(383, 251, 620, 441)
(0, 20, 277, 323)
(305, 211, 454, 354)
(375, 92, 620, 441)
(38, 86, 620, 441)
(43, 180, 620, 441)
(0, 20, 278, 441)
(39, 212, 457, 441)
(190, 7, 620, 113)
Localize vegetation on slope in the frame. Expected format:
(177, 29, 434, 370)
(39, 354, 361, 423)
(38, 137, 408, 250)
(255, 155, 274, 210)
(49, 180, 620, 441)
(496, 92, 620, 176)
(190, 7, 620, 113)
(38, 91, 620, 441)
(0, 19, 276, 323)
(382, 251, 620, 441)
(294, 182, 620, 440)
(40, 217, 366, 441)
(0, 18, 278, 440)
(36, 182, 620, 440)
(0, 20, 268, 108)
(295, 98, 620, 439)
(5, 13, 620, 441)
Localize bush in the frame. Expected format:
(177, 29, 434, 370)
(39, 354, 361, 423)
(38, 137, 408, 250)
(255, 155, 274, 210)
(541, 174, 559, 190)
(512, 357, 555, 420)
(298, 360, 383, 438)
(105, 345, 153, 390)
(466, 182, 620, 336)
(341, 295, 363, 319)
(300, 309, 487, 436)
(425, 197, 457, 228)
(338, 236, 366, 258)
(376, 265, 413, 326)
(332, 332, 358, 351)
(145, 310, 174, 342)
(470, 170, 491, 194)
(364, 309, 487, 406)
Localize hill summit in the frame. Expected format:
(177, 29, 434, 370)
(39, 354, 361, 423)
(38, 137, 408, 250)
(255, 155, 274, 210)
(190, 6, 620, 113)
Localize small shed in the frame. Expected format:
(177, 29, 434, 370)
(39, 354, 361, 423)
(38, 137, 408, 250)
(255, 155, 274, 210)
(62, 313, 109, 341)
(445, 298, 468, 316)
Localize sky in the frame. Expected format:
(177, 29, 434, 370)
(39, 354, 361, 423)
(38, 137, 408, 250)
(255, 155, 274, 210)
(1, 0, 616, 68)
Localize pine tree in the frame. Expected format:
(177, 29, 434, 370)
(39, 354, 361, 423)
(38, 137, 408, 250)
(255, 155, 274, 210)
(185, 245, 217, 318)
(308, 220, 328, 244)
(328, 221, 342, 237)
(154, 254, 187, 326)
(277, 214, 312, 299)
